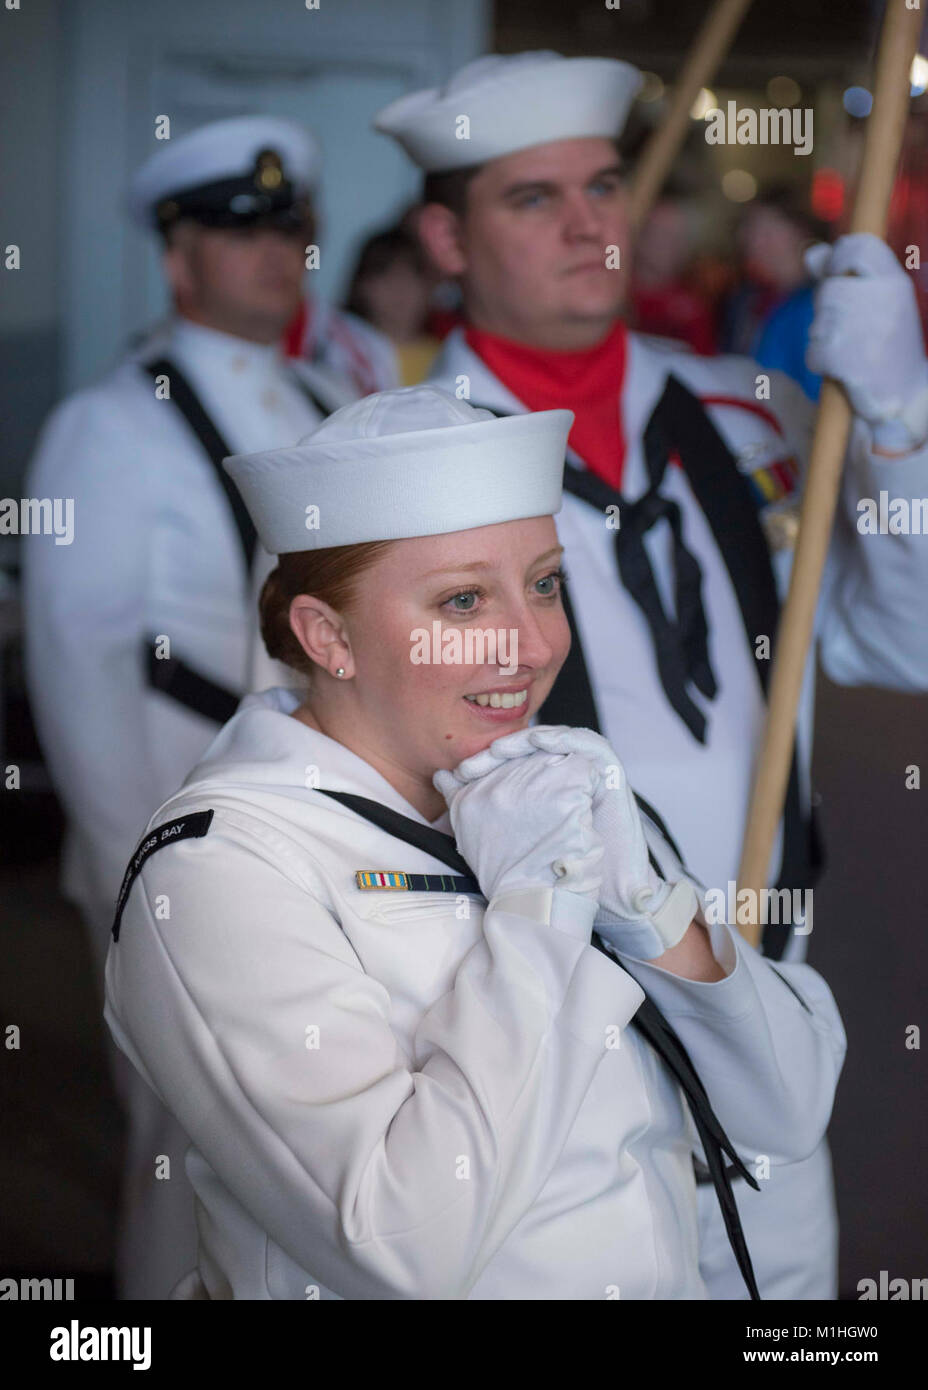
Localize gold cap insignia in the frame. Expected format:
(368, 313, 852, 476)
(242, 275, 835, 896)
(254, 148, 284, 191)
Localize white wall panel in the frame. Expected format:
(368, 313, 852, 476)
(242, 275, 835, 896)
(61, 0, 490, 389)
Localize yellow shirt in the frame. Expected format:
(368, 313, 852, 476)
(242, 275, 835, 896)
(395, 336, 442, 386)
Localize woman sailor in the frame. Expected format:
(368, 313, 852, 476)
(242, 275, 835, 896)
(104, 386, 845, 1300)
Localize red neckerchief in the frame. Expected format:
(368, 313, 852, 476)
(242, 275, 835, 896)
(281, 299, 381, 396)
(465, 320, 628, 489)
(282, 301, 307, 357)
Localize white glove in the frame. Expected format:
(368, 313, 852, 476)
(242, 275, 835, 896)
(432, 735, 604, 914)
(520, 726, 701, 961)
(805, 233, 928, 449)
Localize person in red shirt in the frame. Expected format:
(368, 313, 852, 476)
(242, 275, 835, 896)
(631, 194, 717, 354)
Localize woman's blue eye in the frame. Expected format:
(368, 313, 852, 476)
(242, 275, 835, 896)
(536, 566, 567, 596)
(447, 590, 480, 612)
(442, 568, 566, 614)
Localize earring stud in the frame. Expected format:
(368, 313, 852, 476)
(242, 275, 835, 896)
(335, 667, 346, 678)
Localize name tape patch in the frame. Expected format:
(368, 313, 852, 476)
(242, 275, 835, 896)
(111, 810, 214, 941)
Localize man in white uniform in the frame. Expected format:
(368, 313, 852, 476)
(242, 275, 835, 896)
(373, 53, 928, 1298)
(23, 115, 356, 1299)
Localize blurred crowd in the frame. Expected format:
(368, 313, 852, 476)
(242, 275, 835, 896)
(335, 173, 928, 405)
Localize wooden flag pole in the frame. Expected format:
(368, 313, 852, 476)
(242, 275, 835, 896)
(627, 0, 754, 230)
(736, 0, 925, 947)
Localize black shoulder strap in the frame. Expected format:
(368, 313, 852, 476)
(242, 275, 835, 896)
(144, 640, 241, 725)
(610, 958, 760, 1300)
(632, 793, 686, 866)
(143, 357, 257, 574)
(315, 787, 667, 908)
(316, 789, 473, 876)
(654, 376, 824, 955)
(285, 366, 337, 421)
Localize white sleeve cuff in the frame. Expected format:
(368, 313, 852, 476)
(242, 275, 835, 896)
(612, 921, 755, 1021)
(488, 887, 597, 942)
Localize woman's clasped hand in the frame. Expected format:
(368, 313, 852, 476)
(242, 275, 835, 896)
(434, 724, 702, 961)
(432, 729, 605, 910)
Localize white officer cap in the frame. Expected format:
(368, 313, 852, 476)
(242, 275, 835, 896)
(128, 115, 321, 232)
(223, 386, 572, 553)
(373, 50, 641, 172)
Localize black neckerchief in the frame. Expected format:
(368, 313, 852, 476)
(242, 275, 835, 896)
(471, 380, 823, 959)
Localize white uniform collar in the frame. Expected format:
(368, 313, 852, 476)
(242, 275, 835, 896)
(169, 316, 286, 379)
(181, 686, 452, 833)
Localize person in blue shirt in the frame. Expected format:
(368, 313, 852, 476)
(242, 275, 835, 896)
(755, 283, 822, 401)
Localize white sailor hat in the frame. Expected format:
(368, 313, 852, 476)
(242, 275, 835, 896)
(223, 386, 572, 554)
(128, 115, 321, 234)
(373, 50, 641, 173)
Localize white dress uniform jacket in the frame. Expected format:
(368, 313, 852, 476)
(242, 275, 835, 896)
(104, 685, 845, 1301)
(22, 317, 354, 1300)
(429, 327, 928, 1301)
(24, 317, 353, 949)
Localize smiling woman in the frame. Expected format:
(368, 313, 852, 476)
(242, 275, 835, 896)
(242, 391, 572, 815)
(103, 384, 845, 1302)
(255, 513, 570, 818)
